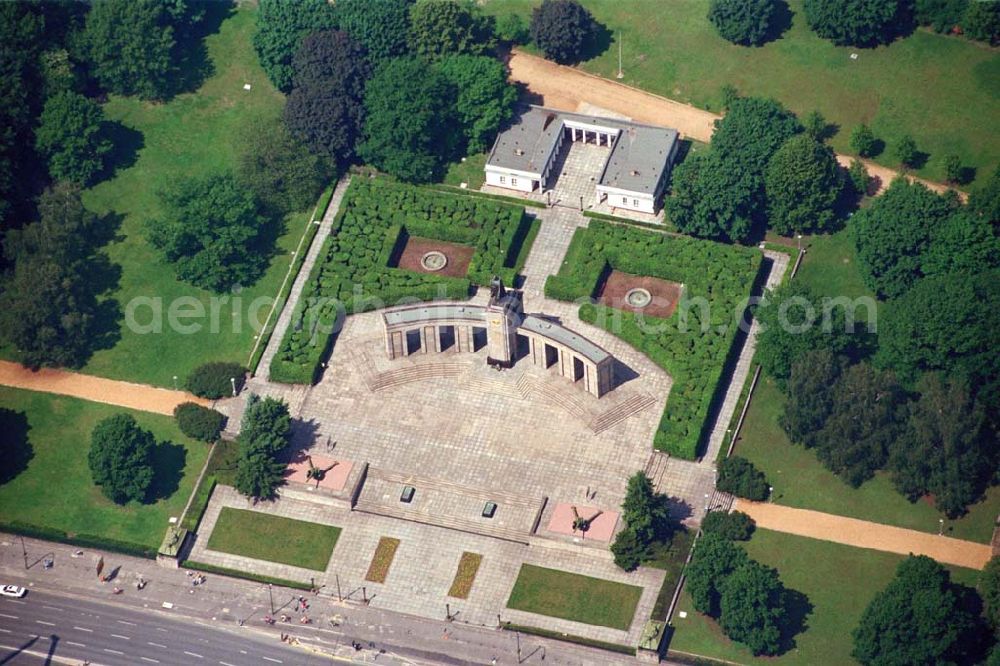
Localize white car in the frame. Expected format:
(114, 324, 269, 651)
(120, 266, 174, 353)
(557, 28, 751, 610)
(0, 585, 27, 598)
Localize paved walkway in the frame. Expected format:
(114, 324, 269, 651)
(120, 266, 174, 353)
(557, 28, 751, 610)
(734, 499, 993, 570)
(507, 49, 960, 199)
(0, 360, 209, 415)
(256, 176, 352, 381)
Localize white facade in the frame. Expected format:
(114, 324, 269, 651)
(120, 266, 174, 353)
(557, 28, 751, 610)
(597, 186, 657, 214)
(483, 167, 538, 193)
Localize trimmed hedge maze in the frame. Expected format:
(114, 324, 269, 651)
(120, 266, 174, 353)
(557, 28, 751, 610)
(545, 222, 761, 459)
(270, 178, 531, 384)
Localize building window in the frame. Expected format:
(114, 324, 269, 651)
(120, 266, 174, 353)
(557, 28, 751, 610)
(511, 177, 518, 187)
(633, 199, 639, 207)
(622, 197, 628, 205)
(499, 175, 506, 184)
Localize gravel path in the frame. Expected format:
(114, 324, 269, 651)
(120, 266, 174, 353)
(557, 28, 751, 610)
(735, 499, 993, 570)
(508, 49, 959, 199)
(0, 360, 210, 415)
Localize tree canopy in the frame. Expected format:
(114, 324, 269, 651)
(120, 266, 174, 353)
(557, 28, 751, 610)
(968, 164, 1000, 227)
(665, 151, 756, 243)
(686, 533, 749, 616)
(719, 561, 786, 656)
(803, 0, 908, 46)
(81, 0, 184, 99)
(35, 91, 111, 186)
(434, 55, 517, 154)
(147, 172, 270, 293)
(334, 0, 413, 62)
(708, 0, 776, 46)
(765, 134, 843, 235)
(530, 0, 595, 64)
(982, 556, 1000, 632)
(358, 58, 457, 183)
(611, 471, 675, 571)
(780, 349, 844, 449)
(717, 456, 770, 500)
(88, 413, 156, 504)
(852, 555, 982, 665)
(253, 0, 337, 92)
(711, 97, 802, 175)
(237, 115, 328, 216)
(234, 395, 291, 500)
(408, 0, 494, 59)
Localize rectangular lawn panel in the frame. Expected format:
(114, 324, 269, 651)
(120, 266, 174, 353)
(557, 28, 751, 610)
(545, 221, 762, 458)
(506, 564, 642, 631)
(0, 387, 208, 552)
(668, 528, 980, 665)
(206, 508, 340, 571)
(270, 178, 535, 384)
(448, 552, 483, 599)
(365, 537, 401, 583)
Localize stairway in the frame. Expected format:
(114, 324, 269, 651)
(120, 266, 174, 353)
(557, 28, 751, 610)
(589, 393, 657, 434)
(365, 362, 467, 392)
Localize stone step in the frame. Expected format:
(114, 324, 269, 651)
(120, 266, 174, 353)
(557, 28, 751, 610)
(367, 363, 467, 392)
(368, 467, 538, 509)
(589, 393, 657, 434)
(353, 499, 531, 544)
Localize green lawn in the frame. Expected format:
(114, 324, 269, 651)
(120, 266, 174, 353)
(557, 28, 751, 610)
(443, 152, 488, 189)
(506, 564, 643, 630)
(74, 6, 310, 387)
(668, 528, 981, 665)
(483, 0, 998, 188)
(206, 507, 341, 571)
(797, 227, 875, 302)
(0, 387, 209, 550)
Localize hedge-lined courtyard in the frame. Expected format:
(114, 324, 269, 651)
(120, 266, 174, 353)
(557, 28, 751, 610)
(0, 387, 207, 553)
(545, 221, 762, 458)
(270, 178, 534, 383)
(206, 508, 341, 571)
(507, 563, 643, 630)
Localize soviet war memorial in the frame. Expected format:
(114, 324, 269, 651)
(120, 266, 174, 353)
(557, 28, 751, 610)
(0, 1, 998, 665)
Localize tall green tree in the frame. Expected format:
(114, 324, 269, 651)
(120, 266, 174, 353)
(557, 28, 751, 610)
(963, 0, 1000, 45)
(147, 172, 270, 292)
(665, 150, 757, 243)
(285, 30, 371, 165)
(765, 134, 844, 235)
(253, 0, 337, 93)
(717, 456, 770, 501)
(35, 91, 111, 186)
(850, 123, 879, 157)
(780, 349, 843, 449)
(0, 184, 103, 368)
(719, 561, 786, 656)
(81, 0, 179, 99)
(968, 164, 1000, 226)
(88, 413, 156, 504)
(889, 374, 995, 517)
(434, 55, 517, 153)
(237, 116, 328, 216)
(686, 533, 748, 615)
(894, 134, 919, 169)
(852, 555, 982, 665)
(711, 97, 802, 177)
(408, 0, 494, 59)
(358, 58, 457, 183)
(530, 0, 595, 64)
(612, 472, 675, 571)
(334, 0, 413, 62)
(981, 556, 1000, 631)
(851, 177, 956, 299)
(803, 0, 908, 46)
(234, 395, 291, 500)
(708, 0, 777, 46)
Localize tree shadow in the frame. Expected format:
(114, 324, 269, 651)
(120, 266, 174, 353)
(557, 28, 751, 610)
(905, 150, 930, 171)
(100, 121, 145, 181)
(579, 19, 613, 62)
(0, 408, 32, 485)
(762, 0, 794, 44)
(776, 587, 813, 655)
(665, 496, 693, 523)
(866, 139, 886, 158)
(816, 121, 840, 142)
(170, 1, 234, 96)
(147, 440, 187, 503)
(956, 166, 977, 186)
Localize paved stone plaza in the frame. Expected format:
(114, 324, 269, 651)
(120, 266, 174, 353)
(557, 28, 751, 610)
(200, 163, 788, 649)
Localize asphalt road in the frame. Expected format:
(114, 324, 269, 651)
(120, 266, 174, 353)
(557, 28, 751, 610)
(0, 589, 334, 666)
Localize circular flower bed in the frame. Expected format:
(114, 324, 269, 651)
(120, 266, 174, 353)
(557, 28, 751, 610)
(420, 250, 448, 272)
(625, 287, 652, 308)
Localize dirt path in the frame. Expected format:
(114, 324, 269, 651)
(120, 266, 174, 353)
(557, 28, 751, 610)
(508, 50, 958, 198)
(0, 360, 211, 416)
(734, 499, 993, 570)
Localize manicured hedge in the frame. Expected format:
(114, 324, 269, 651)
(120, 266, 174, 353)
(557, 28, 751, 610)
(174, 402, 225, 442)
(544, 221, 761, 458)
(186, 362, 245, 399)
(270, 178, 532, 384)
(0, 520, 157, 559)
(501, 623, 636, 655)
(180, 560, 312, 590)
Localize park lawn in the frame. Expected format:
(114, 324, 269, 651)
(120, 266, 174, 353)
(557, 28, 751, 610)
(668, 528, 981, 665)
(0, 387, 209, 550)
(76, 6, 309, 387)
(206, 508, 341, 571)
(482, 0, 998, 188)
(443, 152, 488, 189)
(735, 376, 1000, 543)
(506, 564, 642, 630)
(797, 227, 875, 302)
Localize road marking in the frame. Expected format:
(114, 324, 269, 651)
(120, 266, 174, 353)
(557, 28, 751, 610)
(147, 641, 167, 648)
(67, 641, 86, 647)
(104, 648, 124, 655)
(184, 651, 204, 659)
(0, 613, 18, 620)
(156, 627, 168, 632)
(111, 633, 131, 640)
(0, 628, 9, 633)
(74, 626, 94, 632)
(219, 662, 237, 666)
(117, 619, 137, 626)
(262, 658, 282, 664)
(141, 658, 160, 664)
(42, 605, 63, 612)
(35, 620, 55, 627)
